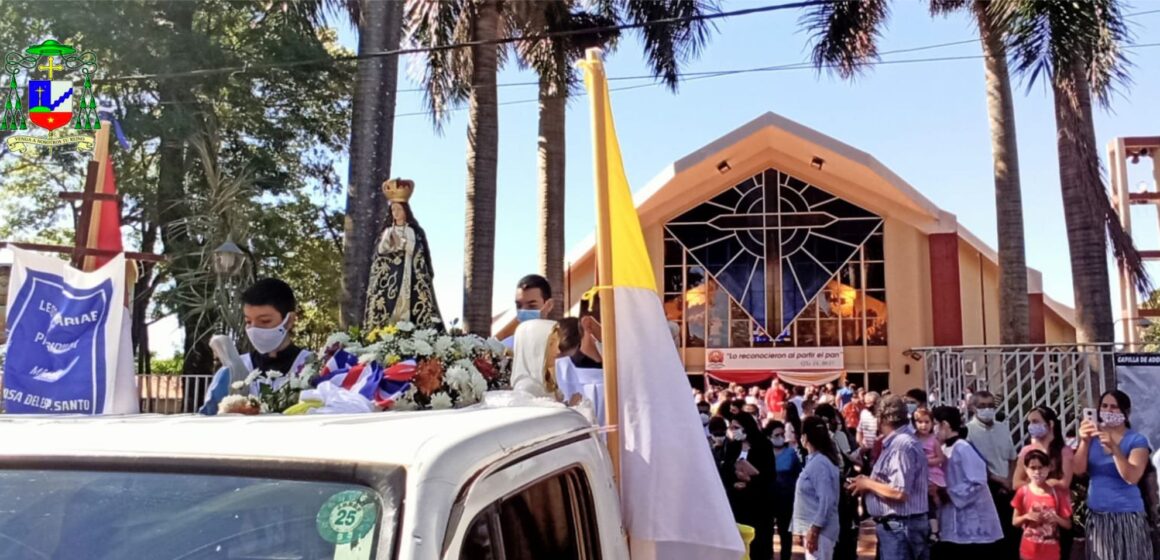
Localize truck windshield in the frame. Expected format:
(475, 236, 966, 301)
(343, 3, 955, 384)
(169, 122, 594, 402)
(0, 469, 398, 560)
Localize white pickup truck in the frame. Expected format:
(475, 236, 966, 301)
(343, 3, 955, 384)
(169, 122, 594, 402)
(0, 406, 631, 560)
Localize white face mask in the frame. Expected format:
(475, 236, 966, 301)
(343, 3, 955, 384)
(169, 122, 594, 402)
(700, 412, 711, 425)
(246, 315, 290, 354)
(728, 428, 746, 442)
(1100, 411, 1126, 428)
(975, 407, 996, 423)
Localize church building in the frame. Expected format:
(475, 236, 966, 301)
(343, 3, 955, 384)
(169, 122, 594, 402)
(495, 112, 1077, 394)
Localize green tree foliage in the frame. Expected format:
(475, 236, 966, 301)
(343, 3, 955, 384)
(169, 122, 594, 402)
(0, 0, 352, 374)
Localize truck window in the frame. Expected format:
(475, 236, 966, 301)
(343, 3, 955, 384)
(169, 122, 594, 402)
(460, 467, 601, 560)
(0, 469, 399, 560)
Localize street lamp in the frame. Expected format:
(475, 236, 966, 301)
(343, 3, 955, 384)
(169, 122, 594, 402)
(212, 237, 247, 341)
(212, 237, 246, 277)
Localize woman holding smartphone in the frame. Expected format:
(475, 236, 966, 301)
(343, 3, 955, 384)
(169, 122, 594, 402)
(1074, 390, 1153, 559)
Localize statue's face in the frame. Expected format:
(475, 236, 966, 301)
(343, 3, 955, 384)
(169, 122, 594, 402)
(391, 203, 407, 225)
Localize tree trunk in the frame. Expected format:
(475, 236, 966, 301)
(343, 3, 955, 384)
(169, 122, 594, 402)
(1052, 64, 1114, 347)
(462, 0, 501, 336)
(132, 220, 159, 374)
(538, 75, 566, 320)
(340, 0, 404, 329)
(155, 1, 209, 376)
(975, 2, 1029, 345)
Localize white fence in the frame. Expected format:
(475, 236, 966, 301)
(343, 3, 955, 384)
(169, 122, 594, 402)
(913, 344, 1121, 445)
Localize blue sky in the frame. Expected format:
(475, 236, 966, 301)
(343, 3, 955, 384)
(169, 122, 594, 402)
(366, 3, 1160, 325)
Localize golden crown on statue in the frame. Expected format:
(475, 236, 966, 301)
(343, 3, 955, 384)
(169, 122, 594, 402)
(383, 178, 415, 203)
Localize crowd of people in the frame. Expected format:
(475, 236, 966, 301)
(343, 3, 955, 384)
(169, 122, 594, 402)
(695, 380, 1157, 560)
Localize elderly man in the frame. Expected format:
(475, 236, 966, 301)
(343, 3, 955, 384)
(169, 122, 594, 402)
(848, 395, 930, 560)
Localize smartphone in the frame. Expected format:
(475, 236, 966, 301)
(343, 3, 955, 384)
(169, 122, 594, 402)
(1083, 407, 1097, 426)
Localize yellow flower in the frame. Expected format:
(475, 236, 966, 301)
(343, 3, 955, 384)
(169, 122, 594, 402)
(383, 325, 400, 336)
(366, 328, 382, 342)
(386, 354, 402, 366)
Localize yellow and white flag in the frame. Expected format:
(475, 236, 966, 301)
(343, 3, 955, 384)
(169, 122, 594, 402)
(580, 50, 745, 560)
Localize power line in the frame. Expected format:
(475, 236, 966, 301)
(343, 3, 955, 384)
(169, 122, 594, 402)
(97, 0, 831, 85)
(393, 38, 983, 93)
(95, 3, 1157, 85)
(394, 42, 1160, 119)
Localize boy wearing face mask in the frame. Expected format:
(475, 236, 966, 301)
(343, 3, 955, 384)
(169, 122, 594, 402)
(199, 279, 312, 415)
(496, 274, 555, 349)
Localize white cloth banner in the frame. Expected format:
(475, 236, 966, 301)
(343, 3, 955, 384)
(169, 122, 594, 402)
(616, 287, 745, 560)
(3, 248, 128, 414)
(1116, 353, 1160, 448)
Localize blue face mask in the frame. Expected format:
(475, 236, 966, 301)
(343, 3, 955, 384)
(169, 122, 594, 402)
(516, 308, 541, 323)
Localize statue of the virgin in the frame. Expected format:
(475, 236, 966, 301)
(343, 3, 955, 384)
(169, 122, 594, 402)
(364, 179, 444, 331)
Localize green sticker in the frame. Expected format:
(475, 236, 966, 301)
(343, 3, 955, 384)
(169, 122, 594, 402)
(316, 490, 378, 545)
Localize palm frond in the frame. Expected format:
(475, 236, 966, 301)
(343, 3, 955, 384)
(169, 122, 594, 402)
(801, 0, 891, 79)
(404, 0, 472, 131)
(995, 0, 1131, 106)
(620, 0, 717, 91)
(929, 0, 970, 17)
(510, 2, 618, 98)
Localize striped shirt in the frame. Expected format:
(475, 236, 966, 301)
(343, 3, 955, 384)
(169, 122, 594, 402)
(858, 409, 879, 450)
(866, 424, 929, 518)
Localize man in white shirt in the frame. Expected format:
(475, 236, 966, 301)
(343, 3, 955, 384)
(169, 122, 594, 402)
(966, 390, 1019, 557)
(856, 391, 880, 452)
(966, 391, 1017, 482)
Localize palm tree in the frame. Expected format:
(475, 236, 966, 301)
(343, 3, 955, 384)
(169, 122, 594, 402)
(408, 0, 715, 334)
(514, 0, 716, 320)
(803, 0, 1032, 344)
(407, 0, 501, 336)
(340, 0, 406, 329)
(998, 0, 1146, 346)
(509, 3, 614, 320)
(276, 0, 406, 330)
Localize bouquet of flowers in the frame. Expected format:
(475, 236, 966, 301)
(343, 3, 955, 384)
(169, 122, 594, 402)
(219, 368, 314, 415)
(294, 321, 512, 412)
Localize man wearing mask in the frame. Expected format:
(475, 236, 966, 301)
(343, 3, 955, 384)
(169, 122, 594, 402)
(497, 274, 555, 348)
(200, 279, 312, 415)
(697, 400, 713, 435)
(966, 390, 1019, 557)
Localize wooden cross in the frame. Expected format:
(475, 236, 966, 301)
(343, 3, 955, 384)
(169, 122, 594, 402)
(0, 122, 165, 269)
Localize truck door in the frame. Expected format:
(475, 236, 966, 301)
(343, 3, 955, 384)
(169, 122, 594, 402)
(443, 438, 627, 560)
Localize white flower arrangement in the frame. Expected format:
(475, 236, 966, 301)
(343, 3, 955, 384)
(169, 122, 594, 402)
(412, 339, 434, 357)
(282, 324, 512, 414)
(324, 332, 352, 348)
(219, 394, 262, 415)
(429, 391, 453, 410)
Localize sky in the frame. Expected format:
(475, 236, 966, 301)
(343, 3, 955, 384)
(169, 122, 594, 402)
(4, 2, 1160, 355)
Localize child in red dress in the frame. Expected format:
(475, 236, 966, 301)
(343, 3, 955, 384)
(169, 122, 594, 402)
(1012, 449, 1073, 560)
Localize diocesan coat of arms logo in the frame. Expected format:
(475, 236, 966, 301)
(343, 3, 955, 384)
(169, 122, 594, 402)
(1, 39, 100, 155)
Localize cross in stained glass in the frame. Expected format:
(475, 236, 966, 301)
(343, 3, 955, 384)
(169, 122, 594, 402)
(665, 167, 882, 337)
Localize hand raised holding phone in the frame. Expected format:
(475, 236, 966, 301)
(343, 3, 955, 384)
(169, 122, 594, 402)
(1079, 408, 1099, 442)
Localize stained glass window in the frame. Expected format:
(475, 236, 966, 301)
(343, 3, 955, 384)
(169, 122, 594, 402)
(664, 168, 885, 347)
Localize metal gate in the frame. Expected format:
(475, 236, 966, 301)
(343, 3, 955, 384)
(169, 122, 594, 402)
(911, 344, 1121, 445)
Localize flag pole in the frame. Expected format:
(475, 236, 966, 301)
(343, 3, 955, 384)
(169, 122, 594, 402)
(586, 47, 622, 487)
